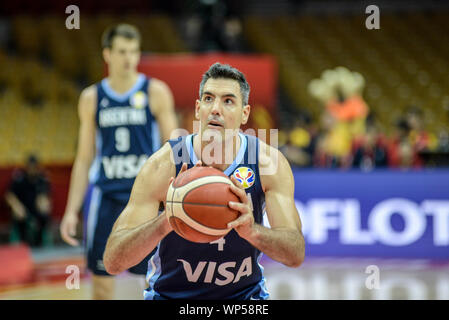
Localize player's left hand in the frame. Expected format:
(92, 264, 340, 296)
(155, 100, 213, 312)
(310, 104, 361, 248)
(227, 175, 255, 240)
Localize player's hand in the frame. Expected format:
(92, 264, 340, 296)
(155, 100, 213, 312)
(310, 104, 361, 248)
(227, 175, 255, 240)
(60, 212, 80, 246)
(168, 161, 203, 185)
(165, 161, 203, 232)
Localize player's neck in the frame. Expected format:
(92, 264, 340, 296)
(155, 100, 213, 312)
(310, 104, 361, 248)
(107, 71, 139, 94)
(194, 133, 241, 172)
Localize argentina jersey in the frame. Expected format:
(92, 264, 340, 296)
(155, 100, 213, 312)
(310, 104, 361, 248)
(144, 133, 269, 300)
(88, 73, 161, 202)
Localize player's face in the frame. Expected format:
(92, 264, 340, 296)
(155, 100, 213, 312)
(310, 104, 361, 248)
(103, 36, 140, 75)
(195, 78, 250, 138)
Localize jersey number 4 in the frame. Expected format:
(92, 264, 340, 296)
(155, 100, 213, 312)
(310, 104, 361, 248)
(209, 193, 254, 251)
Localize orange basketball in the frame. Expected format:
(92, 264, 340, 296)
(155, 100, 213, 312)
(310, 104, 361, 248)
(165, 166, 240, 243)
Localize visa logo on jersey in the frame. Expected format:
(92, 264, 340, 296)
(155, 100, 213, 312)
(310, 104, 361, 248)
(233, 167, 255, 189)
(177, 257, 252, 286)
(102, 154, 148, 179)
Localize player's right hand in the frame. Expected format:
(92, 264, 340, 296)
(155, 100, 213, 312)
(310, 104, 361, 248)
(168, 161, 203, 185)
(60, 212, 80, 246)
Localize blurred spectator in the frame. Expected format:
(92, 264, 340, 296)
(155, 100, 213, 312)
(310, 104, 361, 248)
(313, 111, 352, 168)
(0, 19, 10, 48)
(279, 113, 317, 167)
(440, 101, 449, 152)
(4, 155, 52, 247)
(186, 0, 246, 52)
(438, 130, 449, 153)
(326, 87, 369, 125)
(220, 16, 245, 52)
(185, 15, 202, 52)
(350, 117, 389, 171)
(387, 119, 415, 169)
(196, 0, 228, 52)
(308, 67, 369, 169)
(405, 106, 438, 166)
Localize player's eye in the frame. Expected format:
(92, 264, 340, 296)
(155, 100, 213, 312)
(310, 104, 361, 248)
(204, 96, 213, 102)
(224, 98, 234, 105)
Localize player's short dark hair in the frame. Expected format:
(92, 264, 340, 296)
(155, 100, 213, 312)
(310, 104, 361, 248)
(101, 23, 141, 49)
(199, 62, 250, 106)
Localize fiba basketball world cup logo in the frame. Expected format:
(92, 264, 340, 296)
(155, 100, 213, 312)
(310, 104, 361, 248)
(233, 167, 255, 189)
(131, 91, 147, 109)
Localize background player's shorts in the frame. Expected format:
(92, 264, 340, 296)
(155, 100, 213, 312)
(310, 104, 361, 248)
(84, 186, 154, 276)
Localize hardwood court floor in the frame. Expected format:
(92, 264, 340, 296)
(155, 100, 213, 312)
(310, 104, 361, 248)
(1, 246, 448, 300)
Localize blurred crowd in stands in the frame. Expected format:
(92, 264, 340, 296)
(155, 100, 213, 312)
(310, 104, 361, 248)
(279, 104, 447, 170)
(276, 65, 447, 170)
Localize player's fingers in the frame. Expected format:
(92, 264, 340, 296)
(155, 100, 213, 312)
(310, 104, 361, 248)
(195, 160, 203, 167)
(227, 211, 252, 229)
(66, 236, 79, 246)
(179, 162, 188, 174)
(228, 201, 249, 214)
(229, 179, 248, 204)
(66, 237, 79, 246)
(69, 221, 77, 236)
(230, 175, 245, 190)
(61, 226, 79, 246)
(61, 218, 79, 245)
(168, 177, 174, 185)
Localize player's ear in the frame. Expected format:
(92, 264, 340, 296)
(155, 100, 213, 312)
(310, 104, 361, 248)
(241, 104, 250, 125)
(102, 48, 110, 64)
(195, 99, 201, 120)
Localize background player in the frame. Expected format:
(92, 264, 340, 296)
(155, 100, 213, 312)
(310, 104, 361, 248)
(59, 24, 178, 299)
(103, 63, 305, 299)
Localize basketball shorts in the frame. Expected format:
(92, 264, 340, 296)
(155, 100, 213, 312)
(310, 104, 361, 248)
(83, 186, 155, 276)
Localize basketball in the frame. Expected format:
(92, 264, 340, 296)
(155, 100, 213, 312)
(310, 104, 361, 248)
(165, 166, 240, 243)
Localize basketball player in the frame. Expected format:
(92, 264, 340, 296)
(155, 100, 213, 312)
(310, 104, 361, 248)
(59, 24, 178, 299)
(103, 63, 305, 299)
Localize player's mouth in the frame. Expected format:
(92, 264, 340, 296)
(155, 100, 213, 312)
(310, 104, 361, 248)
(207, 120, 224, 129)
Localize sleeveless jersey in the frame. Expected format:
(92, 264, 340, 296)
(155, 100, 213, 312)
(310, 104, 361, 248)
(144, 133, 269, 300)
(88, 74, 161, 202)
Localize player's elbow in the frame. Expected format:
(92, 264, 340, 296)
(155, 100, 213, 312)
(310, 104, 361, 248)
(286, 255, 304, 268)
(284, 252, 303, 268)
(286, 244, 305, 268)
(103, 258, 122, 275)
(291, 253, 305, 268)
(103, 247, 123, 275)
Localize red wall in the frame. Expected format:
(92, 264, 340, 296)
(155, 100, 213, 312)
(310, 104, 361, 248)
(138, 53, 278, 115)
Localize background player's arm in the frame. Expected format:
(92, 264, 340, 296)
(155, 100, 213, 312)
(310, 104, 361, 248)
(228, 143, 305, 268)
(60, 86, 97, 246)
(103, 143, 175, 275)
(149, 78, 178, 142)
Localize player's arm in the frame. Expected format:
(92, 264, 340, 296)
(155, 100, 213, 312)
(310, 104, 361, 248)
(228, 142, 305, 268)
(60, 86, 97, 246)
(4, 192, 26, 220)
(103, 143, 176, 275)
(148, 78, 179, 142)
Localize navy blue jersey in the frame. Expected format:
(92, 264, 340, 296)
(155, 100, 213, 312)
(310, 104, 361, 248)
(144, 133, 269, 300)
(88, 74, 161, 202)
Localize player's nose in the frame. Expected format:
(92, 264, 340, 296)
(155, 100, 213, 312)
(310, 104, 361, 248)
(210, 99, 222, 116)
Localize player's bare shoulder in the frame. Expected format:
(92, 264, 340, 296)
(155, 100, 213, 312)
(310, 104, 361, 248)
(258, 138, 293, 191)
(149, 77, 171, 95)
(148, 77, 173, 114)
(78, 84, 97, 116)
(135, 142, 176, 196)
